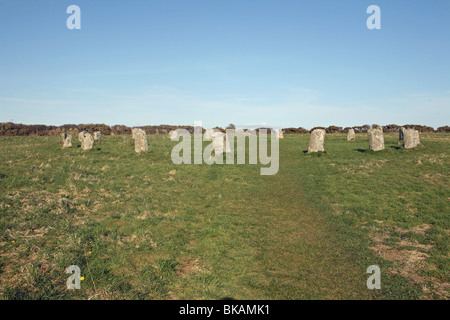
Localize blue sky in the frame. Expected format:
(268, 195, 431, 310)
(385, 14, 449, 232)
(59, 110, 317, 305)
(0, 0, 449, 129)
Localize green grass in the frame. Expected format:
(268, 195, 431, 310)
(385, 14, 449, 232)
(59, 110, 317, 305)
(0, 133, 448, 299)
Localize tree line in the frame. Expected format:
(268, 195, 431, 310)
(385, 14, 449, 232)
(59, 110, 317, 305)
(0, 122, 448, 136)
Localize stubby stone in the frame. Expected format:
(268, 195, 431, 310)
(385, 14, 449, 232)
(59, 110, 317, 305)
(204, 128, 216, 140)
(78, 132, 84, 141)
(168, 130, 178, 140)
(347, 128, 355, 141)
(308, 129, 326, 153)
(80, 132, 94, 150)
(368, 127, 385, 151)
(211, 131, 230, 156)
(404, 129, 420, 149)
(61, 133, 72, 148)
(275, 129, 284, 139)
(134, 129, 148, 153)
(93, 131, 102, 141)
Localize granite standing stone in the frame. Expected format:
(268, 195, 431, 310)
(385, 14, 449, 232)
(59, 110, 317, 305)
(404, 129, 420, 149)
(168, 130, 178, 140)
(368, 127, 385, 151)
(276, 129, 284, 139)
(399, 127, 405, 141)
(62, 133, 72, 148)
(80, 132, 94, 150)
(347, 128, 355, 141)
(134, 129, 148, 153)
(308, 129, 326, 153)
(94, 131, 102, 141)
(211, 131, 229, 155)
(132, 128, 139, 139)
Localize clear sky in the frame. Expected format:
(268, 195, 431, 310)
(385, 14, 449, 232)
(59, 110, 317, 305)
(0, 0, 449, 129)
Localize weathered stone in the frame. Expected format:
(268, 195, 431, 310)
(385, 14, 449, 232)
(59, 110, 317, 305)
(134, 129, 148, 153)
(225, 133, 231, 153)
(347, 128, 355, 141)
(132, 128, 139, 139)
(399, 127, 405, 141)
(211, 131, 230, 155)
(78, 131, 84, 141)
(204, 129, 213, 140)
(168, 130, 178, 140)
(404, 129, 420, 149)
(93, 131, 102, 141)
(246, 129, 257, 135)
(80, 132, 94, 150)
(308, 129, 325, 153)
(204, 128, 220, 140)
(368, 127, 385, 151)
(275, 129, 284, 139)
(61, 133, 72, 148)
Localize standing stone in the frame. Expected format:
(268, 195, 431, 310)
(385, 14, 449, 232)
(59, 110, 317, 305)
(80, 132, 94, 150)
(132, 128, 139, 139)
(61, 133, 72, 148)
(168, 130, 178, 140)
(398, 127, 406, 145)
(204, 129, 214, 140)
(246, 129, 257, 135)
(224, 133, 231, 153)
(399, 127, 405, 141)
(93, 131, 102, 141)
(134, 129, 148, 153)
(78, 131, 84, 141)
(308, 129, 326, 153)
(211, 131, 230, 156)
(368, 127, 385, 151)
(404, 129, 420, 149)
(275, 129, 284, 139)
(347, 128, 355, 141)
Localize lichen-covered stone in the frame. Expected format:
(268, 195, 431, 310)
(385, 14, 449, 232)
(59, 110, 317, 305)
(93, 131, 102, 141)
(168, 130, 178, 140)
(134, 129, 148, 153)
(347, 129, 355, 141)
(276, 129, 284, 139)
(308, 129, 325, 153)
(80, 132, 94, 150)
(61, 133, 72, 148)
(211, 131, 231, 155)
(204, 128, 216, 140)
(132, 128, 139, 139)
(404, 129, 420, 149)
(368, 127, 385, 151)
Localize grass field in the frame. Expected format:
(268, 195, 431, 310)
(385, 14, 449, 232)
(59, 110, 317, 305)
(0, 133, 448, 300)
